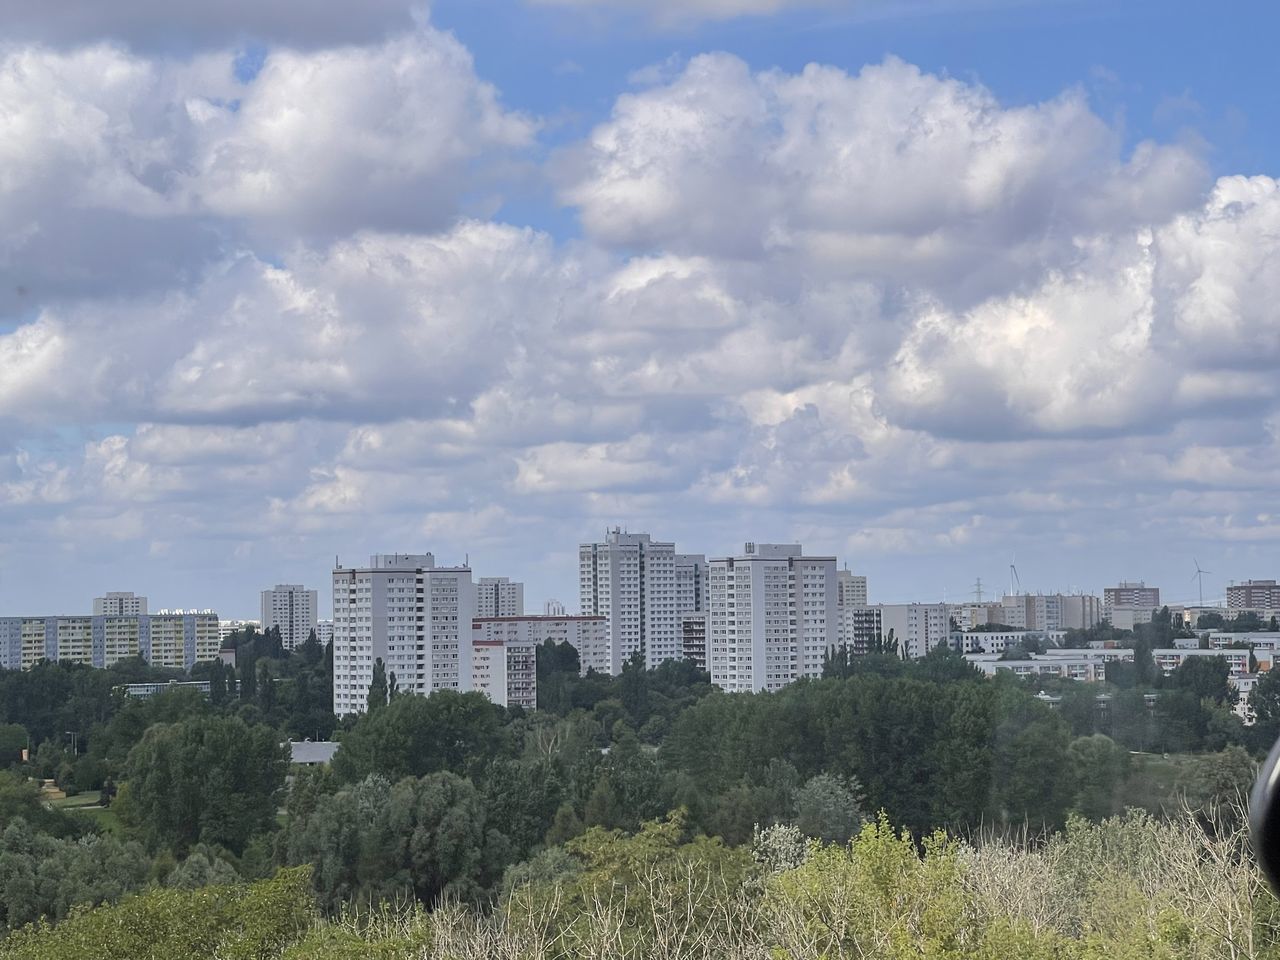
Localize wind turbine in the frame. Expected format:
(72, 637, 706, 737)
(1191, 559, 1211, 607)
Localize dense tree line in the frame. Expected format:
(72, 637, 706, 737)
(0, 623, 1270, 936)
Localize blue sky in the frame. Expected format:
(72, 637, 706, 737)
(0, 0, 1278, 617)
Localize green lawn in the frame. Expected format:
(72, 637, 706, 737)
(1118, 752, 1197, 812)
(51, 790, 102, 809)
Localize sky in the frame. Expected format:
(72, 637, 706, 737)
(1, 0, 1278, 618)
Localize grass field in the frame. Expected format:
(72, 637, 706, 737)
(50, 790, 123, 833)
(51, 790, 102, 809)
(1118, 752, 1197, 812)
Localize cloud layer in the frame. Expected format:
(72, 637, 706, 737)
(1, 32, 1278, 611)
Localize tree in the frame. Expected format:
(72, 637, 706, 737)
(1251, 669, 1280, 751)
(1067, 734, 1124, 821)
(280, 772, 506, 910)
(793, 773, 866, 844)
(1169, 655, 1233, 706)
(331, 689, 507, 783)
(118, 714, 288, 855)
(366, 658, 389, 713)
(0, 723, 27, 766)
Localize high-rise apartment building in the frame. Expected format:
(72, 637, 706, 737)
(477, 577, 524, 618)
(260, 584, 319, 650)
(469, 627, 538, 710)
(1227, 580, 1280, 611)
(93, 592, 148, 616)
(708, 543, 837, 693)
(544, 599, 566, 617)
(579, 530, 682, 673)
(331, 553, 476, 716)
(316, 620, 334, 646)
(680, 612, 709, 670)
(1104, 581, 1161, 624)
(877, 603, 952, 659)
(835, 570, 869, 649)
(675, 554, 709, 616)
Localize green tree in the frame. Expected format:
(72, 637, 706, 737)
(118, 714, 288, 855)
(366, 658, 388, 713)
(1170, 654, 1233, 705)
(331, 689, 507, 783)
(0, 723, 27, 766)
(1067, 734, 1124, 821)
(1250, 668, 1280, 751)
(280, 772, 506, 910)
(794, 773, 866, 844)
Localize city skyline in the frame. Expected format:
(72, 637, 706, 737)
(3, 0, 1279, 618)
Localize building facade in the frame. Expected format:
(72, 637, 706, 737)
(331, 553, 477, 716)
(477, 577, 525, 618)
(680, 612, 709, 670)
(93, 592, 148, 616)
(0, 612, 219, 671)
(708, 543, 837, 693)
(1104, 582, 1161, 624)
(261, 584, 319, 650)
(1227, 580, 1280, 611)
(470, 627, 537, 710)
(998, 593, 1102, 631)
(471, 614, 610, 676)
(579, 529, 682, 672)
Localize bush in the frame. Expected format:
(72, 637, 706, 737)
(0, 866, 315, 959)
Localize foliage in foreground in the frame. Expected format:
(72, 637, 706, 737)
(6, 808, 1280, 959)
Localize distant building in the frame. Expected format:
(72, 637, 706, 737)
(952, 629, 1067, 654)
(835, 570, 869, 649)
(477, 577, 524, 618)
(261, 584, 319, 650)
(332, 553, 476, 716)
(579, 529, 684, 672)
(0, 612, 220, 671)
(289, 741, 339, 766)
(93, 592, 147, 616)
(878, 603, 952, 659)
(218, 619, 261, 645)
(1104, 582, 1160, 625)
(1227, 580, 1280, 612)
(119, 680, 213, 699)
(543, 599, 567, 617)
(965, 650, 1133, 683)
(470, 626, 537, 710)
(471, 614, 609, 677)
(680, 612, 708, 671)
(708, 542, 836, 693)
(316, 619, 334, 646)
(996, 593, 1102, 631)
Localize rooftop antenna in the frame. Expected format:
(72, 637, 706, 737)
(1192, 558, 1211, 607)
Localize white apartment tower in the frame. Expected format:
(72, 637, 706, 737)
(579, 530, 682, 673)
(260, 584, 319, 650)
(708, 543, 837, 693)
(835, 570, 868, 649)
(675, 554, 710, 617)
(331, 553, 477, 716)
(93, 592, 148, 616)
(477, 577, 524, 618)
